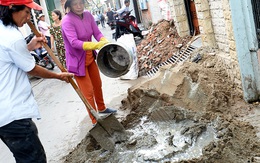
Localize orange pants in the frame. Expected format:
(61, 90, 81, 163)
(74, 50, 106, 124)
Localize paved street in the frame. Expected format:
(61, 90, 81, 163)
(0, 25, 142, 163)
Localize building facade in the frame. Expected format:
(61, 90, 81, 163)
(141, 0, 260, 102)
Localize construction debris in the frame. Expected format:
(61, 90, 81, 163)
(136, 19, 192, 76)
(63, 49, 260, 163)
(61, 18, 260, 163)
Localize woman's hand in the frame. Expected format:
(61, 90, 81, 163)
(97, 40, 108, 49)
(82, 38, 109, 50)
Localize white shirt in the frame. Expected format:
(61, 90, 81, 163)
(0, 20, 40, 127)
(38, 20, 51, 37)
(116, 5, 130, 15)
(93, 14, 100, 22)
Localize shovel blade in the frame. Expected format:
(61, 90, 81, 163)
(89, 114, 127, 151)
(89, 123, 115, 151)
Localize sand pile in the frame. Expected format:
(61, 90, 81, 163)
(63, 48, 260, 163)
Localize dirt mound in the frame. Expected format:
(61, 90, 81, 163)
(137, 19, 192, 76)
(63, 49, 260, 162)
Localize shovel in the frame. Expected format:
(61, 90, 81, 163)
(27, 21, 127, 151)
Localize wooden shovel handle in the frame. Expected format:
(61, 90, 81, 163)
(27, 21, 100, 120)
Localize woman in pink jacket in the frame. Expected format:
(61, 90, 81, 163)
(62, 0, 117, 125)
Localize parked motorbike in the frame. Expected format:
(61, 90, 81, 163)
(112, 10, 143, 41)
(31, 48, 55, 70)
(25, 34, 55, 70)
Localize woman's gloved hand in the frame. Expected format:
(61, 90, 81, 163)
(95, 37, 109, 49)
(100, 37, 109, 44)
(82, 37, 109, 50)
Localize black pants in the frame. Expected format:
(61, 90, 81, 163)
(100, 20, 105, 28)
(46, 36, 51, 48)
(0, 119, 46, 163)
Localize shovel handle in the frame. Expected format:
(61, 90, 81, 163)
(27, 21, 100, 120)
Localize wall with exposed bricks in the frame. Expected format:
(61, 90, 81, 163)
(167, 0, 241, 86)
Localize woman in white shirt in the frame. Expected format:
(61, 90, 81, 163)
(38, 14, 51, 47)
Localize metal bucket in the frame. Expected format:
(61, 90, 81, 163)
(97, 42, 133, 78)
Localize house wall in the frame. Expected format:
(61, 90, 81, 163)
(140, 1, 152, 29)
(208, 0, 228, 52)
(148, 0, 164, 24)
(165, 0, 241, 86)
(221, 0, 241, 85)
(196, 0, 241, 86)
(168, 0, 189, 37)
(209, 0, 225, 48)
(168, 0, 233, 53)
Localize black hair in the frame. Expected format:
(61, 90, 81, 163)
(124, 0, 130, 4)
(0, 5, 26, 27)
(52, 9, 62, 20)
(64, 0, 85, 10)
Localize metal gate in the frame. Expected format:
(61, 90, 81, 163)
(251, 0, 260, 48)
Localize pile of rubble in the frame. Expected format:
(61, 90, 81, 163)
(64, 52, 260, 163)
(137, 19, 192, 76)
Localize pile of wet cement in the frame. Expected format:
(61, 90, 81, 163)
(63, 51, 260, 162)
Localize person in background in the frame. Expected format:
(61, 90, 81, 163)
(0, 0, 74, 162)
(106, 7, 115, 28)
(62, 0, 117, 125)
(99, 11, 105, 28)
(115, 0, 130, 18)
(93, 12, 100, 26)
(50, 9, 66, 68)
(37, 13, 51, 47)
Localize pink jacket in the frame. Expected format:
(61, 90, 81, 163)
(62, 11, 103, 76)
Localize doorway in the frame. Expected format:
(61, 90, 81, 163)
(132, 0, 141, 23)
(184, 0, 200, 35)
